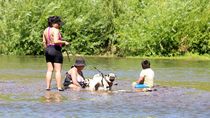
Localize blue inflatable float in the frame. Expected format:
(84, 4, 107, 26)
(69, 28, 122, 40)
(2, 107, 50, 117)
(135, 84, 149, 88)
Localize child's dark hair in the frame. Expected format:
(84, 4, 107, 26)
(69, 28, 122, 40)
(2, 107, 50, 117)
(48, 16, 62, 27)
(141, 60, 150, 69)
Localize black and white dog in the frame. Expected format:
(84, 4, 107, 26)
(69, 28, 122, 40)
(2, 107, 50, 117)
(86, 73, 117, 91)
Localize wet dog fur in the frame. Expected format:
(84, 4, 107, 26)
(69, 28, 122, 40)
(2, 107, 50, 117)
(85, 73, 116, 91)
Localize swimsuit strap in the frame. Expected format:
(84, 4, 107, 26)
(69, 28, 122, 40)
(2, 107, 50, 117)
(48, 27, 51, 41)
(47, 27, 62, 47)
(58, 32, 62, 47)
(66, 72, 72, 79)
(58, 32, 62, 40)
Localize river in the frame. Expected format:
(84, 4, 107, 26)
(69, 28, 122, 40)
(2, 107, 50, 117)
(0, 56, 210, 118)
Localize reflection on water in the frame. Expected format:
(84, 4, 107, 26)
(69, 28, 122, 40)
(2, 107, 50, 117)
(43, 92, 64, 103)
(0, 56, 210, 118)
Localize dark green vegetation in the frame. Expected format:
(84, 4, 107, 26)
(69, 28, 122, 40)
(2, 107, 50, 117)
(0, 0, 209, 56)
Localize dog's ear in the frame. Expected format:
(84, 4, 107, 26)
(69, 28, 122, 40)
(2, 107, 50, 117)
(108, 73, 116, 77)
(114, 74, 117, 78)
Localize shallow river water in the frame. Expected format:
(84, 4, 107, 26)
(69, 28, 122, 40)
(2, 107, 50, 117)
(0, 56, 210, 118)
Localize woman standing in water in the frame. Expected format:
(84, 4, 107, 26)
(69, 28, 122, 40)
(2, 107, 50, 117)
(42, 16, 69, 91)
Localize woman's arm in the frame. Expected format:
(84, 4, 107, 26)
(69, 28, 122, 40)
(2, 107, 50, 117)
(71, 69, 81, 87)
(136, 76, 144, 84)
(53, 28, 69, 45)
(42, 33, 47, 48)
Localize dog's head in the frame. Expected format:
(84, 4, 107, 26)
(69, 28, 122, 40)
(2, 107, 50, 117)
(104, 73, 116, 90)
(107, 73, 116, 83)
(104, 73, 116, 87)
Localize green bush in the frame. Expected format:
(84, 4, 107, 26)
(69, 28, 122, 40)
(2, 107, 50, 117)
(114, 0, 210, 56)
(0, 0, 209, 56)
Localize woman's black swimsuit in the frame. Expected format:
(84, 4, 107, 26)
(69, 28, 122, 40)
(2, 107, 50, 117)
(45, 27, 63, 63)
(45, 45, 63, 63)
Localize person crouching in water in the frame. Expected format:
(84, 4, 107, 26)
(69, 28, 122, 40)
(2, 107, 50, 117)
(63, 57, 87, 90)
(132, 60, 155, 92)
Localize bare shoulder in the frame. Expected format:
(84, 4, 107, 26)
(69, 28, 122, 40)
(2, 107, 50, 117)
(69, 67, 77, 74)
(43, 28, 49, 35)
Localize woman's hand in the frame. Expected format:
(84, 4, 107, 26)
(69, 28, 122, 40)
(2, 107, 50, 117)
(65, 41, 70, 45)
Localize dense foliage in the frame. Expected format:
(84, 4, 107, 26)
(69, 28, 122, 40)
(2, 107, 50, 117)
(0, 0, 209, 56)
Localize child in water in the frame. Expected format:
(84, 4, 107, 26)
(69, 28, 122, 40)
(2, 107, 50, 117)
(132, 60, 155, 91)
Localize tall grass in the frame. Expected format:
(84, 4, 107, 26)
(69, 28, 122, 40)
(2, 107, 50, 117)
(0, 0, 209, 56)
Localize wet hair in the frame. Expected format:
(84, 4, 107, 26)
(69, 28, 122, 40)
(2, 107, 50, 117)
(47, 16, 63, 27)
(141, 60, 150, 69)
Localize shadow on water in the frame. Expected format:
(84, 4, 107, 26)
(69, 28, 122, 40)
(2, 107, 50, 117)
(0, 55, 210, 118)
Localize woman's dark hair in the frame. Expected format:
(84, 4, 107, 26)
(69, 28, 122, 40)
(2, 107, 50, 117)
(141, 60, 150, 69)
(48, 16, 63, 27)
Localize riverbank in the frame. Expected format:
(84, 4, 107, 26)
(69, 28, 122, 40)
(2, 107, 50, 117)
(63, 52, 210, 61)
(2, 52, 210, 61)
(130, 54, 210, 61)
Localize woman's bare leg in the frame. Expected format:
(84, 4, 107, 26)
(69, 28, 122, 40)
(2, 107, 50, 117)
(54, 63, 63, 90)
(46, 62, 54, 89)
